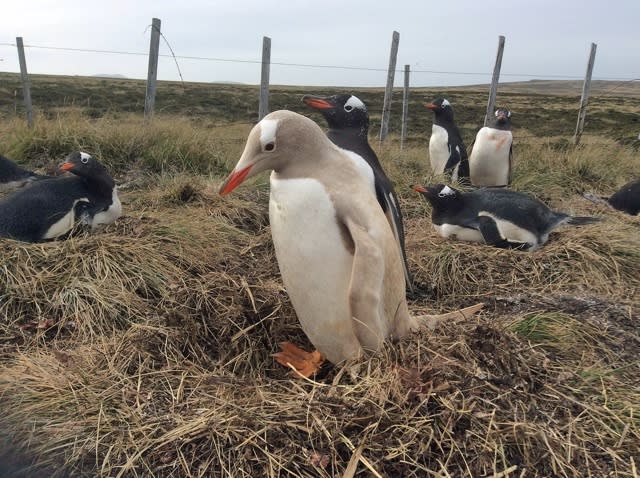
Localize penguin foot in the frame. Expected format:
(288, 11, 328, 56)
(273, 342, 324, 378)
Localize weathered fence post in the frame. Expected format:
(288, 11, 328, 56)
(573, 43, 597, 146)
(144, 17, 161, 122)
(484, 35, 505, 126)
(400, 64, 410, 150)
(379, 31, 399, 144)
(258, 36, 271, 121)
(16, 37, 34, 128)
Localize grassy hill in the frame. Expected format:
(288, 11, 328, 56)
(0, 74, 638, 477)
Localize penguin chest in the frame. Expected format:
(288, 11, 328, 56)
(91, 188, 122, 229)
(434, 223, 484, 243)
(269, 175, 355, 358)
(470, 128, 512, 186)
(429, 125, 451, 175)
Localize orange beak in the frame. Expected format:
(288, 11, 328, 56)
(411, 184, 428, 193)
(219, 165, 252, 196)
(425, 103, 438, 110)
(60, 162, 74, 171)
(302, 97, 334, 110)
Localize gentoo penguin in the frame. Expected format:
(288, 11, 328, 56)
(0, 153, 48, 193)
(219, 110, 482, 376)
(468, 107, 513, 187)
(411, 184, 599, 251)
(302, 93, 414, 294)
(425, 98, 469, 183)
(583, 179, 640, 215)
(0, 152, 121, 242)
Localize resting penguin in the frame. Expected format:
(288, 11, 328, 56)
(583, 178, 640, 216)
(411, 184, 599, 251)
(425, 98, 469, 183)
(0, 153, 48, 193)
(219, 110, 482, 376)
(469, 107, 513, 187)
(0, 152, 121, 243)
(302, 93, 414, 294)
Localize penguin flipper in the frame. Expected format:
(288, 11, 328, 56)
(380, 189, 414, 294)
(477, 216, 529, 250)
(345, 217, 386, 352)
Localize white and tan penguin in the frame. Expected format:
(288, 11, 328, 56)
(469, 107, 513, 187)
(219, 110, 482, 376)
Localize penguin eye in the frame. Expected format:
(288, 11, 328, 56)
(438, 192, 447, 198)
(81, 156, 89, 164)
(264, 142, 275, 152)
(344, 105, 353, 112)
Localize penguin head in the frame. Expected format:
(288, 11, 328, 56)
(490, 108, 512, 129)
(411, 183, 462, 211)
(219, 110, 330, 195)
(302, 94, 369, 132)
(60, 151, 110, 178)
(425, 98, 454, 121)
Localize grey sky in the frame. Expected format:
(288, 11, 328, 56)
(1, 0, 638, 87)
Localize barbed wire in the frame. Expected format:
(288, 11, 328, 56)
(0, 41, 638, 82)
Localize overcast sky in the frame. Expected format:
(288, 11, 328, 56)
(0, 0, 638, 87)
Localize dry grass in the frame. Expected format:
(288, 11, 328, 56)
(0, 109, 639, 477)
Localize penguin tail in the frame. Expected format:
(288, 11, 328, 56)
(417, 302, 484, 331)
(582, 191, 610, 205)
(566, 215, 600, 226)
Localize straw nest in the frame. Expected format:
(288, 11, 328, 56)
(0, 173, 638, 477)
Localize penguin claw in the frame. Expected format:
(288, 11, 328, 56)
(273, 342, 324, 378)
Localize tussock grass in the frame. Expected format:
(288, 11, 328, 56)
(0, 108, 638, 477)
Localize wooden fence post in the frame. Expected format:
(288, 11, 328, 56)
(144, 17, 161, 122)
(573, 43, 597, 146)
(379, 31, 399, 144)
(400, 64, 410, 150)
(16, 37, 34, 128)
(258, 36, 271, 121)
(484, 35, 505, 126)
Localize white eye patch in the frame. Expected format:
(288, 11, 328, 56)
(79, 152, 92, 163)
(259, 119, 279, 150)
(441, 99, 451, 107)
(438, 185, 455, 197)
(345, 96, 366, 111)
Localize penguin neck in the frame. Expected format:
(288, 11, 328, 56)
(82, 173, 116, 198)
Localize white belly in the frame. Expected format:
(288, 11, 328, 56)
(429, 125, 450, 175)
(269, 175, 355, 362)
(91, 188, 122, 229)
(469, 128, 512, 186)
(434, 223, 484, 243)
(43, 198, 88, 239)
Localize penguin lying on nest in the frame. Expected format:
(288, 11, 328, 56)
(412, 184, 599, 251)
(302, 93, 415, 295)
(219, 110, 483, 378)
(0, 151, 121, 243)
(0, 153, 49, 193)
(583, 179, 640, 216)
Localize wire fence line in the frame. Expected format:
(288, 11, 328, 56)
(0, 41, 638, 82)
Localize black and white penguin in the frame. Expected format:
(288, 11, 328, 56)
(469, 107, 513, 187)
(583, 179, 640, 216)
(411, 184, 599, 251)
(0, 152, 121, 242)
(218, 111, 482, 377)
(425, 98, 469, 182)
(302, 93, 414, 293)
(0, 153, 48, 193)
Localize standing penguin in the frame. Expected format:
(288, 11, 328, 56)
(425, 98, 469, 182)
(411, 184, 598, 251)
(302, 93, 414, 294)
(583, 179, 640, 216)
(0, 154, 48, 193)
(219, 110, 481, 376)
(469, 108, 513, 187)
(0, 152, 121, 242)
